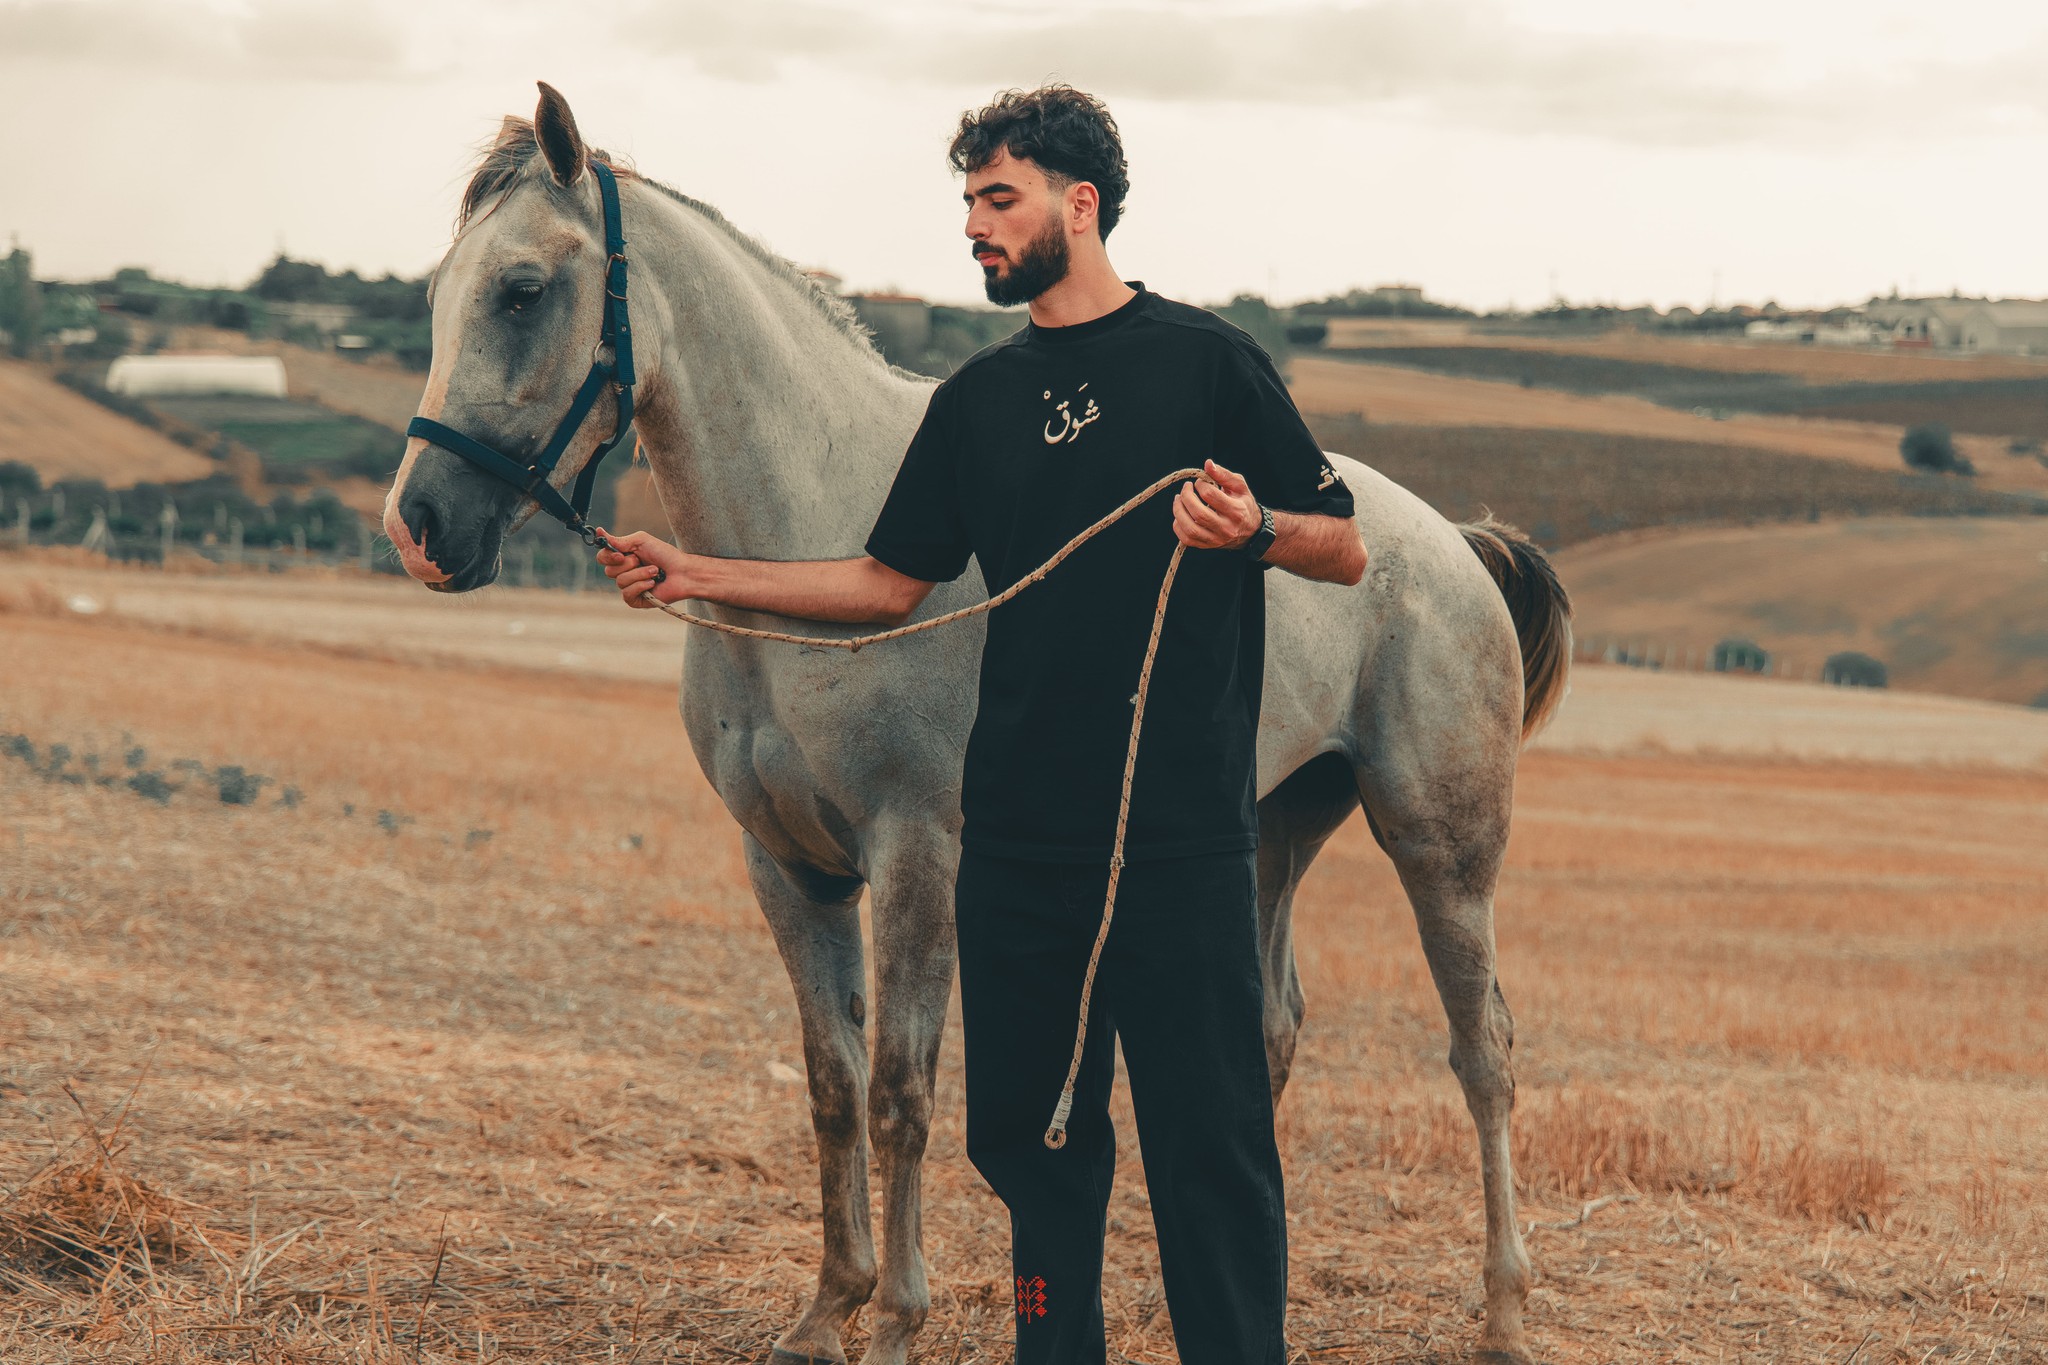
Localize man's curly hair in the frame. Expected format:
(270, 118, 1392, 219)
(948, 85, 1131, 239)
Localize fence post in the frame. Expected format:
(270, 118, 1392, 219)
(14, 500, 26, 549)
(160, 502, 178, 567)
(82, 508, 109, 555)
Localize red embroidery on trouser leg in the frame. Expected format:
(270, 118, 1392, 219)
(1015, 1274, 1047, 1320)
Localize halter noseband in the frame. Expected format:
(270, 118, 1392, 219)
(406, 159, 636, 549)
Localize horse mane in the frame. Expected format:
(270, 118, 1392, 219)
(458, 117, 890, 366)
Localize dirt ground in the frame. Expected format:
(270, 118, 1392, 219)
(1551, 518, 2048, 709)
(0, 362, 219, 488)
(1321, 321, 2048, 385)
(1287, 359, 2043, 499)
(2, 579, 2044, 1364)
(10, 557, 2048, 765)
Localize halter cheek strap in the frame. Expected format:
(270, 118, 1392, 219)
(406, 159, 636, 547)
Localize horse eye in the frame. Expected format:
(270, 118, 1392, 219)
(507, 282, 545, 311)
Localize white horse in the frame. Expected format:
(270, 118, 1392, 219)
(384, 85, 1571, 1365)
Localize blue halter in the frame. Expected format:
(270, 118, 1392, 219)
(406, 159, 636, 548)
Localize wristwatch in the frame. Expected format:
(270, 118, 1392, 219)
(1241, 503, 1278, 562)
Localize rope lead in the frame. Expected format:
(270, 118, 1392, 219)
(624, 471, 1202, 1153)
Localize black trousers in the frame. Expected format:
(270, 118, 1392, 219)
(956, 849, 1288, 1365)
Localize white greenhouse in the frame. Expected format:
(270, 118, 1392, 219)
(105, 354, 288, 398)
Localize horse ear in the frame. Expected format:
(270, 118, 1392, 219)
(534, 82, 586, 188)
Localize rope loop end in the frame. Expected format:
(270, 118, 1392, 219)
(1043, 1088, 1075, 1149)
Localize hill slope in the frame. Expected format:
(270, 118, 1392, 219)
(0, 360, 218, 487)
(1552, 517, 2048, 706)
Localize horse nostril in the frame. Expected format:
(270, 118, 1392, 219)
(399, 494, 439, 559)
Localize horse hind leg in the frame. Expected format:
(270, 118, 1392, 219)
(1362, 764, 1534, 1359)
(743, 834, 876, 1365)
(1255, 752, 1362, 1104)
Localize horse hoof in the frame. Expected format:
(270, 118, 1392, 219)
(769, 1350, 847, 1365)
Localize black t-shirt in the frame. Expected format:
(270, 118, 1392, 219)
(865, 285, 1354, 863)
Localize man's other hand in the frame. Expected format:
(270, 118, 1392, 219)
(1172, 459, 1261, 550)
(594, 528, 689, 608)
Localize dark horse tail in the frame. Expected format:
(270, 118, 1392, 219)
(1459, 517, 1574, 740)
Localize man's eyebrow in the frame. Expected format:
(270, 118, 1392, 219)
(963, 181, 1023, 202)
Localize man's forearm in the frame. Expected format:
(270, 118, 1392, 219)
(680, 554, 931, 625)
(1263, 510, 1367, 585)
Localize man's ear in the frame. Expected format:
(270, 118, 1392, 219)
(1067, 180, 1100, 237)
(534, 81, 587, 188)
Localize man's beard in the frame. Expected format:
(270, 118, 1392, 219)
(980, 216, 1070, 306)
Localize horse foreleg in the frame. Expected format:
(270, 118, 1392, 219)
(1254, 753, 1362, 1104)
(746, 835, 877, 1365)
(857, 832, 958, 1365)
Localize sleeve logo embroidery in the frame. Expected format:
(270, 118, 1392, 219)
(1316, 463, 1337, 491)
(1015, 1274, 1048, 1320)
(1042, 385, 1101, 445)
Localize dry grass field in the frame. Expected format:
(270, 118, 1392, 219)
(0, 362, 218, 488)
(1553, 518, 2048, 708)
(2, 562, 2045, 1363)
(1287, 359, 2046, 500)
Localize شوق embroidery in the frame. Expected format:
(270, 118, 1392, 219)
(1043, 386, 1102, 445)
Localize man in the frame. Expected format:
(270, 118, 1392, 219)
(598, 85, 1364, 1365)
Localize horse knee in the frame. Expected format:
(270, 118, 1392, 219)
(807, 1064, 867, 1148)
(868, 1078, 932, 1159)
(1263, 991, 1305, 1098)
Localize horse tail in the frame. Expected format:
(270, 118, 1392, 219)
(1459, 516, 1573, 740)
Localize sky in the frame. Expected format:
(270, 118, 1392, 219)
(2, 0, 2045, 312)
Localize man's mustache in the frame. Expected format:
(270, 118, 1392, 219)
(972, 244, 1007, 264)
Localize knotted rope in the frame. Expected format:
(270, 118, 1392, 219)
(623, 466, 1201, 1148)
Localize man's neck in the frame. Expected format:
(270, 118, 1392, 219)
(1026, 254, 1137, 330)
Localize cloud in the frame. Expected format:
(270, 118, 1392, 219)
(626, 0, 2048, 148)
(0, 0, 405, 80)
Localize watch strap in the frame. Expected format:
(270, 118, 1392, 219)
(1242, 503, 1278, 562)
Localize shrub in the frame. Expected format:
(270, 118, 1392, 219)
(1713, 638, 1770, 674)
(1822, 651, 1887, 688)
(1901, 423, 1974, 475)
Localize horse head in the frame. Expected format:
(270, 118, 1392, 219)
(385, 82, 630, 591)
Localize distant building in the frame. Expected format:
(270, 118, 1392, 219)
(106, 354, 287, 398)
(1957, 302, 2048, 356)
(800, 268, 844, 295)
(1865, 295, 1981, 348)
(264, 300, 357, 338)
(1366, 283, 1426, 307)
